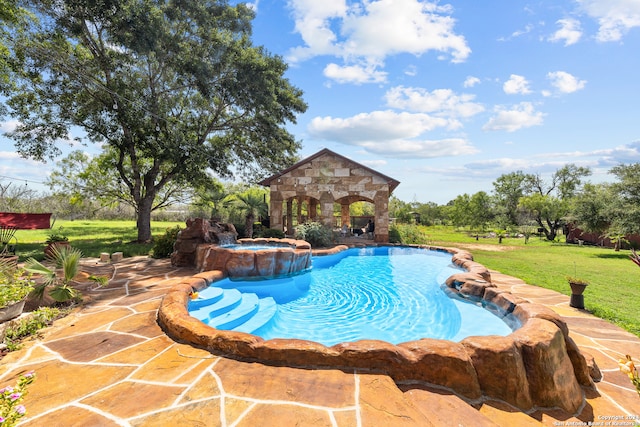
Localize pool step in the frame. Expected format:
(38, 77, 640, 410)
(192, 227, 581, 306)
(189, 289, 242, 322)
(189, 287, 278, 333)
(233, 297, 277, 334)
(208, 293, 260, 329)
(189, 286, 224, 310)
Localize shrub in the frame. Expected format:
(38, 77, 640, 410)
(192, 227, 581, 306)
(151, 226, 182, 258)
(295, 222, 333, 247)
(390, 224, 430, 245)
(389, 225, 402, 244)
(4, 307, 69, 351)
(258, 228, 285, 239)
(233, 223, 246, 239)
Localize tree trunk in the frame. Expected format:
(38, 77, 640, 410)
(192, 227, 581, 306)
(245, 214, 254, 238)
(137, 197, 154, 243)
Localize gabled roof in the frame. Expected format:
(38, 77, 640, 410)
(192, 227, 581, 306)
(258, 148, 400, 193)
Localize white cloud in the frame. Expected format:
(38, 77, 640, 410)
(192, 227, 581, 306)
(548, 18, 583, 45)
(576, 0, 640, 42)
(309, 110, 451, 142)
(384, 86, 484, 119)
(511, 24, 535, 38)
(503, 74, 532, 95)
(287, 0, 348, 61)
(404, 65, 418, 77)
(0, 120, 20, 132)
(307, 110, 478, 158)
(590, 140, 640, 164)
(498, 24, 534, 42)
(0, 151, 21, 161)
(323, 63, 387, 84)
(482, 102, 545, 132)
(547, 71, 587, 93)
(361, 138, 479, 159)
(361, 159, 388, 168)
(463, 76, 480, 88)
(287, 0, 471, 82)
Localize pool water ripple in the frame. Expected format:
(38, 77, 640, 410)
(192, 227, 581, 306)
(195, 247, 514, 346)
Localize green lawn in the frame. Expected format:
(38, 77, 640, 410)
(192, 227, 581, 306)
(422, 226, 640, 337)
(10, 219, 184, 261)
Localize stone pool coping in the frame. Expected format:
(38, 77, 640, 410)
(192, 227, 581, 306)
(194, 237, 313, 278)
(158, 244, 597, 414)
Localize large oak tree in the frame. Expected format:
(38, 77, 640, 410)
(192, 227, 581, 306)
(3, 0, 306, 241)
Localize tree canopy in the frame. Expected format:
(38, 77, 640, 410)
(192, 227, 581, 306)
(3, 0, 307, 241)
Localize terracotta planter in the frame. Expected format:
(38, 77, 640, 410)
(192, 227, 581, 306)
(569, 281, 588, 295)
(569, 281, 588, 309)
(0, 299, 26, 323)
(44, 241, 70, 258)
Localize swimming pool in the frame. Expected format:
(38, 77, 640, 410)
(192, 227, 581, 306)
(189, 246, 515, 346)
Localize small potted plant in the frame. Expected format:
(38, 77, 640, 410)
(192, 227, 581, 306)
(44, 228, 69, 258)
(0, 260, 34, 323)
(566, 276, 588, 309)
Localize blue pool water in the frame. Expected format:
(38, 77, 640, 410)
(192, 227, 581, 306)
(190, 246, 516, 346)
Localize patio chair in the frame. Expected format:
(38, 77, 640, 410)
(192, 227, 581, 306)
(0, 226, 18, 256)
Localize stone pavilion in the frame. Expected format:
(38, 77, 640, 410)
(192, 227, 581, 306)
(259, 148, 400, 243)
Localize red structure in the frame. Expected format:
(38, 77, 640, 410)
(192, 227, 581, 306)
(0, 212, 52, 229)
(565, 224, 640, 249)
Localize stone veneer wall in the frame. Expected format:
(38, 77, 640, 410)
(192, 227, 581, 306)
(158, 245, 597, 414)
(194, 238, 312, 278)
(171, 218, 239, 267)
(264, 151, 395, 243)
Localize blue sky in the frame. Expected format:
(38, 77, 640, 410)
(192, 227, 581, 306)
(2, 0, 640, 204)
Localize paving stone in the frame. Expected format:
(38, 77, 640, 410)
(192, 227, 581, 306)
(234, 403, 334, 427)
(44, 331, 145, 362)
(358, 375, 435, 426)
(41, 307, 133, 340)
(16, 361, 136, 415)
(476, 400, 541, 426)
(80, 380, 186, 419)
(404, 387, 498, 426)
(20, 405, 122, 427)
(222, 397, 257, 426)
(131, 299, 162, 313)
(129, 344, 212, 384)
(174, 358, 218, 385)
(332, 409, 359, 427)
(96, 335, 175, 364)
(130, 399, 222, 427)
(180, 370, 221, 402)
(214, 358, 356, 408)
(109, 311, 164, 338)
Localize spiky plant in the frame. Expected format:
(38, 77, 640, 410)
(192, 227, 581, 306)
(25, 245, 83, 303)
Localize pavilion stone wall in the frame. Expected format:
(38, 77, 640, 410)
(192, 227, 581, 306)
(267, 152, 392, 243)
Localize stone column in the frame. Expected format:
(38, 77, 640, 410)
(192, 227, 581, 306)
(296, 196, 303, 225)
(319, 192, 335, 229)
(286, 199, 293, 236)
(341, 202, 350, 228)
(269, 192, 283, 231)
(374, 190, 390, 243)
(309, 199, 318, 221)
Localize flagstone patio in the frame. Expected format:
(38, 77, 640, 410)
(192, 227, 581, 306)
(1, 255, 639, 426)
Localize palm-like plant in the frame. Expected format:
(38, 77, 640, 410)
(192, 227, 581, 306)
(194, 183, 233, 221)
(234, 190, 268, 238)
(25, 245, 83, 303)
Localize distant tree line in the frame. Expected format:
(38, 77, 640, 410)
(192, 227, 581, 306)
(3, 161, 640, 245)
(389, 163, 640, 245)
